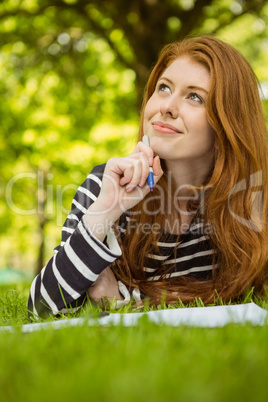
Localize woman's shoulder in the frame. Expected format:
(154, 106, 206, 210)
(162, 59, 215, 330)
(86, 163, 106, 179)
(79, 163, 106, 190)
(70, 164, 107, 213)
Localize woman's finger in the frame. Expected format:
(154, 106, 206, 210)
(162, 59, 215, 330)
(119, 153, 150, 189)
(125, 155, 163, 195)
(152, 155, 163, 179)
(132, 140, 154, 166)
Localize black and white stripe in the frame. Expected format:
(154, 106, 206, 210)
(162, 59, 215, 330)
(28, 164, 216, 318)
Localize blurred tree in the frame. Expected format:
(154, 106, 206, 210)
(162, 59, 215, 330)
(0, 0, 267, 99)
(0, 0, 267, 274)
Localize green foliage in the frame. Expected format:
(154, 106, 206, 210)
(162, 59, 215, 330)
(0, 1, 139, 270)
(0, 285, 29, 326)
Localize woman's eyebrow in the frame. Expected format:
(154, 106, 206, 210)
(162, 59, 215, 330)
(188, 85, 208, 94)
(159, 76, 173, 84)
(159, 77, 208, 94)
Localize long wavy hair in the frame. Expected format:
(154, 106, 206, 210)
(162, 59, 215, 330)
(112, 36, 268, 304)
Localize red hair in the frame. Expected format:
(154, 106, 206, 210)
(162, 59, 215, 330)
(112, 36, 268, 304)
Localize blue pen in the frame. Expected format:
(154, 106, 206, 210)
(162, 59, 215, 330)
(142, 135, 154, 192)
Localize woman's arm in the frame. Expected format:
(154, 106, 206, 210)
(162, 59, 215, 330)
(28, 164, 123, 318)
(28, 144, 162, 319)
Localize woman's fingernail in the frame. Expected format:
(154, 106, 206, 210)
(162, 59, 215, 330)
(139, 180, 145, 187)
(126, 185, 136, 192)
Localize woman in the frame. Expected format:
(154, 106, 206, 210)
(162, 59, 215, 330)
(28, 36, 268, 318)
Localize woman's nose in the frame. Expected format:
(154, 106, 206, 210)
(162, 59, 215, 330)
(160, 97, 179, 118)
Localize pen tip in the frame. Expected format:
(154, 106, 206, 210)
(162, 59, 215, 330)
(150, 188, 154, 192)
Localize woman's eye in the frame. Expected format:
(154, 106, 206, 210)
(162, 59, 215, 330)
(157, 83, 170, 93)
(188, 92, 203, 103)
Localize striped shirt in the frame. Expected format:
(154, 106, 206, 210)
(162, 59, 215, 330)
(28, 164, 216, 318)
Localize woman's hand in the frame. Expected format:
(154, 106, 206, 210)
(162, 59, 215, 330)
(96, 141, 163, 217)
(88, 267, 123, 304)
(84, 140, 163, 242)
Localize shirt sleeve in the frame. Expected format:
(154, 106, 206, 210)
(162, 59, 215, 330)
(28, 164, 122, 319)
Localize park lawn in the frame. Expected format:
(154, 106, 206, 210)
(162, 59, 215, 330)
(0, 285, 268, 402)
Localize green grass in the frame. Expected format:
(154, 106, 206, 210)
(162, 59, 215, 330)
(0, 285, 268, 402)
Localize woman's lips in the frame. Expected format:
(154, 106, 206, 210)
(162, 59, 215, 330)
(152, 121, 183, 134)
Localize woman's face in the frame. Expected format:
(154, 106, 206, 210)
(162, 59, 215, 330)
(143, 57, 214, 168)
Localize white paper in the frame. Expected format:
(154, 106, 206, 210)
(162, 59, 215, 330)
(0, 303, 267, 333)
